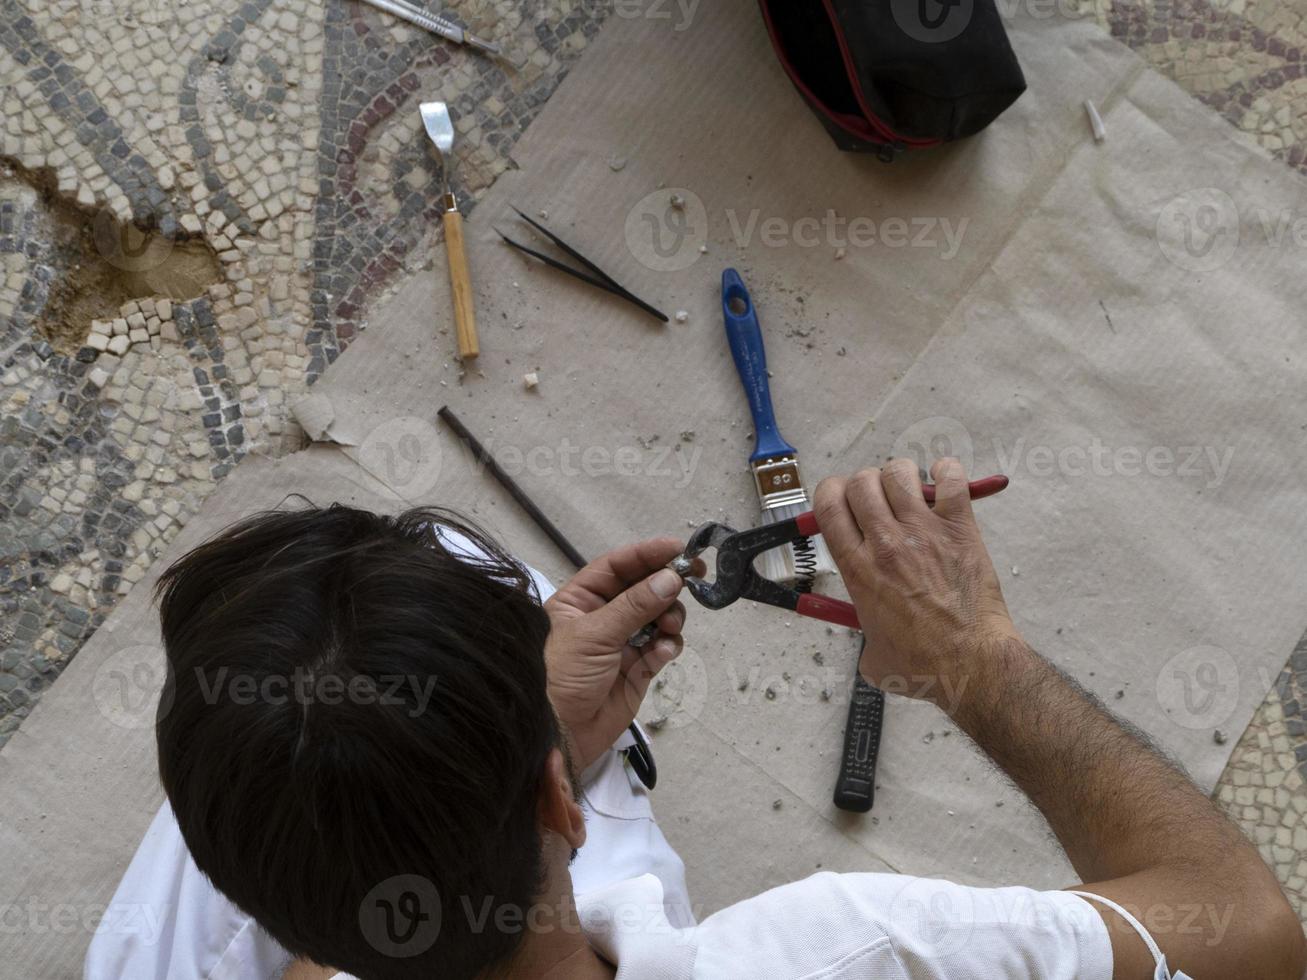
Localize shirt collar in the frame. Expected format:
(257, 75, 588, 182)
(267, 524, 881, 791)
(576, 874, 698, 979)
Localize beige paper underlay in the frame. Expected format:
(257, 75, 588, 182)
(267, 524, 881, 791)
(301, 0, 1307, 910)
(5, 0, 1307, 972)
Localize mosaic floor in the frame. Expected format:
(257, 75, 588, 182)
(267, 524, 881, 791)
(1, 0, 1305, 920)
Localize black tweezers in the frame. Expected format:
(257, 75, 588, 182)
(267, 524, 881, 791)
(498, 207, 669, 323)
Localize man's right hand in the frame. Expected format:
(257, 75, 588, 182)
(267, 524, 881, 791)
(819, 459, 1305, 980)
(814, 458, 1020, 704)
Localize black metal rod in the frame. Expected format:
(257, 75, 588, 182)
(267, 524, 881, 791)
(438, 404, 658, 789)
(437, 405, 589, 570)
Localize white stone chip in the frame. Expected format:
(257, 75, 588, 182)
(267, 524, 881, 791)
(1085, 99, 1107, 142)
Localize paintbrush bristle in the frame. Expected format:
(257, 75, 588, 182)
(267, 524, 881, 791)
(757, 499, 835, 586)
(750, 452, 835, 586)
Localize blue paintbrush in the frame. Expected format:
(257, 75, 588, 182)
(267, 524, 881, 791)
(721, 269, 833, 587)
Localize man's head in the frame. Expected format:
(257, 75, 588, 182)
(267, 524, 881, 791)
(155, 505, 577, 979)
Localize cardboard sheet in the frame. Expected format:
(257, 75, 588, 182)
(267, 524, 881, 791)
(298, 0, 1307, 910)
(6, 0, 1307, 973)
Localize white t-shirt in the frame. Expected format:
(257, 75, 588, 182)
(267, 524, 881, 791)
(329, 871, 1112, 980)
(572, 871, 1112, 979)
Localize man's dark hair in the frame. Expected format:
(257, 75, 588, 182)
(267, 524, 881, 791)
(155, 505, 557, 980)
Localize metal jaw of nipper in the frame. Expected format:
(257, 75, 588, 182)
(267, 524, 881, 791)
(680, 513, 863, 628)
(627, 510, 859, 649)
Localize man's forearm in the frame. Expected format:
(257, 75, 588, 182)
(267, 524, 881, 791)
(944, 635, 1303, 978)
(945, 637, 1239, 882)
(812, 463, 1303, 976)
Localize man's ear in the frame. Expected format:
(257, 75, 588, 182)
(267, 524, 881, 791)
(538, 747, 586, 850)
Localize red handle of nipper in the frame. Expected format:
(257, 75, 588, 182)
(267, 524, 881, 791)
(923, 474, 1009, 503)
(796, 593, 862, 630)
(795, 510, 821, 537)
(794, 475, 1009, 537)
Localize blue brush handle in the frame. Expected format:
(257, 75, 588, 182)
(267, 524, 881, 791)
(722, 269, 796, 463)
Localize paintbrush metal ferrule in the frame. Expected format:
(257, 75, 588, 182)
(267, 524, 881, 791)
(752, 455, 810, 511)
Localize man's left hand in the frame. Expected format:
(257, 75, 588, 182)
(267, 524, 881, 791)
(544, 538, 689, 770)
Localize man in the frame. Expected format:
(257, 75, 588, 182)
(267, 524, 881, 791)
(90, 461, 1304, 978)
(86, 514, 697, 978)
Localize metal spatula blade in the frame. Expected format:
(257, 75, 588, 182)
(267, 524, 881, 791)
(420, 101, 454, 158)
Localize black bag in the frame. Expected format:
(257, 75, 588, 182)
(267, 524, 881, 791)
(758, 0, 1027, 160)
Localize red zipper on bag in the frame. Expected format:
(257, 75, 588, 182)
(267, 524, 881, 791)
(757, 0, 943, 150)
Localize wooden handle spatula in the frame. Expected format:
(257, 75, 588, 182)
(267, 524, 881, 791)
(442, 204, 478, 359)
(421, 101, 479, 361)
